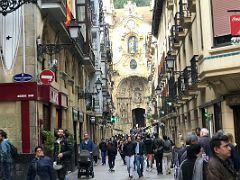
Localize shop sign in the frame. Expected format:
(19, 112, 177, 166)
(59, 93, 68, 108)
(50, 87, 59, 105)
(231, 37, 240, 45)
(13, 73, 33, 82)
(230, 14, 240, 36)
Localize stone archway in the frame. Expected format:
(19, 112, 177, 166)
(132, 108, 145, 128)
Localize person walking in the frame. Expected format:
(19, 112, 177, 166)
(107, 138, 117, 172)
(153, 133, 164, 175)
(135, 135, 146, 178)
(53, 128, 72, 180)
(27, 146, 55, 180)
(207, 133, 238, 180)
(99, 138, 107, 165)
(80, 133, 94, 153)
(199, 128, 212, 160)
(93, 141, 99, 165)
(162, 135, 172, 175)
(178, 144, 202, 180)
(144, 134, 153, 171)
(118, 139, 126, 165)
(0, 130, 12, 180)
(123, 136, 136, 179)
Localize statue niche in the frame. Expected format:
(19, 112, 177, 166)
(128, 36, 138, 54)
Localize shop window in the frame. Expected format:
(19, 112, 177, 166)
(214, 102, 222, 131)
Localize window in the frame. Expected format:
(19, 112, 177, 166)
(130, 59, 137, 69)
(128, 36, 138, 54)
(77, 5, 85, 22)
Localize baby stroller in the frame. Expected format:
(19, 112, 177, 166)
(78, 150, 94, 178)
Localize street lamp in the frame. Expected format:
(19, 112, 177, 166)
(0, 0, 37, 16)
(165, 54, 175, 70)
(37, 19, 81, 59)
(95, 78, 103, 92)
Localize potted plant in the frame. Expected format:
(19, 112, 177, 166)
(41, 130, 55, 157)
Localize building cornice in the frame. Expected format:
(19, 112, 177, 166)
(152, 0, 165, 37)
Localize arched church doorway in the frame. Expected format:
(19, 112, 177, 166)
(132, 108, 145, 128)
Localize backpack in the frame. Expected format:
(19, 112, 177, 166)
(153, 139, 163, 154)
(8, 142, 18, 160)
(163, 140, 172, 152)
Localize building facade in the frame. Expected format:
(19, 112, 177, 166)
(151, 0, 240, 147)
(104, 1, 153, 134)
(0, 0, 112, 177)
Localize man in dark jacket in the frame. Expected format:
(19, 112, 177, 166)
(53, 128, 72, 180)
(135, 135, 146, 178)
(153, 133, 164, 175)
(107, 139, 117, 172)
(144, 134, 153, 171)
(99, 138, 107, 165)
(123, 136, 136, 178)
(27, 146, 55, 180)
(207, 133, 237, 180)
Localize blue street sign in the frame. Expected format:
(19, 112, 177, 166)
(13, 73, 33, 82)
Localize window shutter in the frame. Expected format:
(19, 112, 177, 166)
(212, 0, 240, 37)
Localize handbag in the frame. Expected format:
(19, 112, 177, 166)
(53, 161, 63, 170)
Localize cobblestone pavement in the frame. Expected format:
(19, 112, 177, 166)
(67, 155, 174, 180)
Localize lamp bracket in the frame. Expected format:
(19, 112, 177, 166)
(37, 43, 72, 57)
(0, 0, 37, 16)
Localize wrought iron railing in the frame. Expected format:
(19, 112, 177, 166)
(179, 0, 191, 18)
(190, 55, 199, 84)
(177, 73, 185, 98)
(183, 66, 191, 90)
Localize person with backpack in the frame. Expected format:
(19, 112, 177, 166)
(162, 135, 172, 175)
(0, 130, 12, 180)
(153, 133, 164, 175)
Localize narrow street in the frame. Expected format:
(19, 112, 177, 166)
(68, 155, 173, 180)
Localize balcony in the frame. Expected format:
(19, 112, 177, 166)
(188, 0, 196, 13)
(199, 52, 240, 92)
(83, 45, 95, 72)
(41, 0, 66, 22)
(167, 0, 174, 10)
(190, 55, 199, 85)
(179, 1, 192, 28)
(169, 28, 181, 50)
(183, 66, 192, 90)
(168, 76, 178, 101)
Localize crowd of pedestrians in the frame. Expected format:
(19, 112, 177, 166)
(1, 126, 240, 179)
(174, 128, 240, 180)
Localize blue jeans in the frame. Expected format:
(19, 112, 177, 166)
(101, 151, 106, 164)
(2, 162, 11, 180)
(135, 155, 144, 177)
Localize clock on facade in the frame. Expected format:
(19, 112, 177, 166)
(127, 20, 136, 29)
(130, 59, 137, 69)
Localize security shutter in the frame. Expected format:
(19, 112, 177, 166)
(212, 0, 240, 37)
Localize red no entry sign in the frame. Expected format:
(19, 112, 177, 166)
(39, 70, 55, 84)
